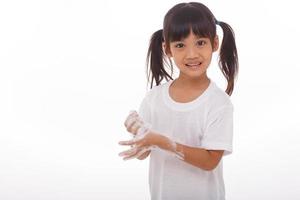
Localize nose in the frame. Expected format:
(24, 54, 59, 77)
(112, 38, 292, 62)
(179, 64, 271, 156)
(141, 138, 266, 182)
(185, 46, 199, 59)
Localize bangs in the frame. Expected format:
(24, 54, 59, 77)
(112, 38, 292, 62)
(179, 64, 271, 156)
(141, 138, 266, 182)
(165, 6, 216, 42)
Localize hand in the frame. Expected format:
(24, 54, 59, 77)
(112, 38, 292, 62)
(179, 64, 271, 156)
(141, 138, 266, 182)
(119, 130, 185, 161)
(124, 110, 150, 136)
(118, 132, 160, 160)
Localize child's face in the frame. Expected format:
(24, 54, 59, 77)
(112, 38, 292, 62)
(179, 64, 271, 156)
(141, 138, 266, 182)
(165, 31, 218, 80)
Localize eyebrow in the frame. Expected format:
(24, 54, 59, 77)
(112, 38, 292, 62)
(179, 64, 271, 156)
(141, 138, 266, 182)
(172, 37, 208, 42)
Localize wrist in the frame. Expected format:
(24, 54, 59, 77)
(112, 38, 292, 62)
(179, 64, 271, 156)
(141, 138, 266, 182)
(150, 132, 174, 151)
(148, 131, 184, 160)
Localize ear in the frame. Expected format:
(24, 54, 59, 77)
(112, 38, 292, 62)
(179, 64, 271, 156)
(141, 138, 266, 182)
(213, 35, 219, 52)
(162, 42, 172, 58)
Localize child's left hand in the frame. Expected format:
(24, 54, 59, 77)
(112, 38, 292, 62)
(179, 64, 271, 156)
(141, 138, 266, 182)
(118, 132, 160, 160)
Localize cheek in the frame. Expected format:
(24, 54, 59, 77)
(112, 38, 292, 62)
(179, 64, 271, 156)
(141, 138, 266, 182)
(205, 53, 213, 62)
(172, 57, 185, 68)
(203, 56, 213, 68)
(170, 58, 179, 67)
(170, 53, 183, 64)
(202, 49, 213, 61)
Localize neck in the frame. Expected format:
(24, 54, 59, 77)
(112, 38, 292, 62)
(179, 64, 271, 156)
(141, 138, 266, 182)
(174, 73, 210, 89)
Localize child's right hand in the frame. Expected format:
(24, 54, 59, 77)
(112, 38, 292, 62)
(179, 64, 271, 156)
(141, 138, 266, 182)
(124, 110, 150, 136)
(122, 110, 152, 160)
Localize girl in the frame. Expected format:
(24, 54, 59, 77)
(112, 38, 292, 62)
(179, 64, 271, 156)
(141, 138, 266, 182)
(119, 2, 238, 200)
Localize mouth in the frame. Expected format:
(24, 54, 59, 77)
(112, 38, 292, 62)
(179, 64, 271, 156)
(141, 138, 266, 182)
(185, 62, 202, 69)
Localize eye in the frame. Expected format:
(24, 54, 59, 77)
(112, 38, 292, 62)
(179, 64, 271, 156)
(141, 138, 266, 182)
(174, 43, 184, 48)
(197, 40, 206, 46)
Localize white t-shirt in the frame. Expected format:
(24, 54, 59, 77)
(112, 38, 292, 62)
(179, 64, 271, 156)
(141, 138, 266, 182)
(138, 79, 233, 200)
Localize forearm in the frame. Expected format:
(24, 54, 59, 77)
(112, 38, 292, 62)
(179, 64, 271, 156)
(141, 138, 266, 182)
(154, 132, 223, 171)
(175, 143, 223, 170)
(119, 129, 223, 166)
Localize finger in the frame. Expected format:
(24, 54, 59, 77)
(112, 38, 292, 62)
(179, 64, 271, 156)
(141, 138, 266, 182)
(118, 139, 137, 146)
(125, 116, 139, 129)
(124, 112, 138, 127)
(130, 121, 142, 134)
(123, 147, 151, 161)
(118, 147, 138, 157)
(125, 113, 143, 129)
(129, 110, 137, 115)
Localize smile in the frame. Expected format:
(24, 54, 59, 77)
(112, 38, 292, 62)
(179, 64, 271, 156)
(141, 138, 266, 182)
(185, 63, 202, 68)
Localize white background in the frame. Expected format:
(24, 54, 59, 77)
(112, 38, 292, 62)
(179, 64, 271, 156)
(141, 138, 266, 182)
(1, 0, 300, 199)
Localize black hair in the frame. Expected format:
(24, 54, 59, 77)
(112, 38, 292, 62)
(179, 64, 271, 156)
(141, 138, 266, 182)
(146, 2, 238, 95)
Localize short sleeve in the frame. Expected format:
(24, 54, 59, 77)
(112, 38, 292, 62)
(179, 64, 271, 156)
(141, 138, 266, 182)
(201, 105, 234, 155)
(138, 96, 151, 124)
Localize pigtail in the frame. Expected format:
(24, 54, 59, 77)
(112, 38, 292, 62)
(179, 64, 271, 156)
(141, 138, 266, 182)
(146, 29, 173, 89)
(217, 21, 239, 96)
